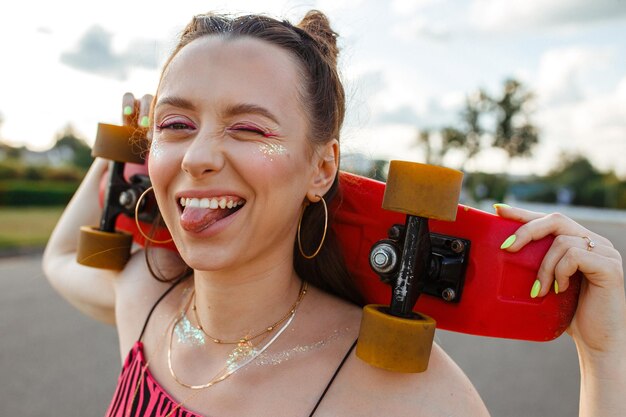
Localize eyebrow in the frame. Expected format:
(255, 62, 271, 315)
(154, 97, 280, 125)
(154, 96, 196, 111)
(222, 103, 280, 125)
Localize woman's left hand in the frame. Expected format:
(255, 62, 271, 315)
(494, 205, 626, 358)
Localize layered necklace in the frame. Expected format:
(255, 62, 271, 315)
(168, 281, 308, 389)
(126, 281, 308, 417)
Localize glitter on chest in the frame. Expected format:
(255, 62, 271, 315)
(254, 328, 350, 366)
(174, 314, 206, 346)
(226, 342, 260, 372)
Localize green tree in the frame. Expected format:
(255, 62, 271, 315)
(490, 79, 539, 161)
(416, 130, 442, 165)
(52, 124, 93, 169)
(527, 153, 626, 209)
(5, 145, 24, 160)
(547, 153, 602, 186)
(442, 91, 488, 170)
(417, 78, 539, 171)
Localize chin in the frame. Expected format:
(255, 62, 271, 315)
(176, 245, 234, 273)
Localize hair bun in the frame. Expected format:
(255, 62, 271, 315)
(297, 10, 339, 66)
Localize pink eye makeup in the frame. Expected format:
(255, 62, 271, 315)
(227, 123, 277, 138)
(155, 116, 197, 131)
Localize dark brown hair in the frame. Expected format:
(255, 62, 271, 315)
(147, 11, 364, 306)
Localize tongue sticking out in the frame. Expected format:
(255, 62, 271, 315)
(180, 206, 236, 233)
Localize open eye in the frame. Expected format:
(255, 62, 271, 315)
(155, 116, 196, 132)
(162, 122, 190, 130)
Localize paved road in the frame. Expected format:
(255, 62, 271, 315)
(1, 215, 623, 417)
(0, 254, 119, 417)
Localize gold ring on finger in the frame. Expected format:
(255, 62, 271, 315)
(582, 236, 596, 251)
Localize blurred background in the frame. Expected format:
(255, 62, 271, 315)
(1, 1, 624, 416)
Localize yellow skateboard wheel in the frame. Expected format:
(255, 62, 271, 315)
(383, 161, 463, 221)
(92, 123, 147, 164)
(76, 226, 133, 270)
(356, 304, 436, 373)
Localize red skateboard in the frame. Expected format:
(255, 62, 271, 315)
(77, 123, 581, 372)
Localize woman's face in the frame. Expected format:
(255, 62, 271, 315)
(149, 36, 331, 272)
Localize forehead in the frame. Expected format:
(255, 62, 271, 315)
(158, 36, 305, 121)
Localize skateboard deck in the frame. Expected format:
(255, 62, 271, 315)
(102, 160, 580, 342)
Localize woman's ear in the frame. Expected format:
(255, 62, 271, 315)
(306, 139, 338, 201)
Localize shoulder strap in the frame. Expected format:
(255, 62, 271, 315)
(138, 277, 187, 341)
(308, 338, 358, 417)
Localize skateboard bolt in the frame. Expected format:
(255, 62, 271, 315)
(373, 252, 388, 266)
(370, 243, 398, 274)
(119, 190, 137, 210)
(441, 288, 456, 301)
(388, 225, 403, 240)
(450, 239, 465, 253)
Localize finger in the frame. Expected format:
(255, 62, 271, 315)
(493, 204, 545, 223)
(554, 247, 624, 292)
(536, 235, 615, 296)
(499, 212, 611, 253)
(122, 92, 138, 126)
(138, 94, 153, 129)
(495, 205, 615, 250)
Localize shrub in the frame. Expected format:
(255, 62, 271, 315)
(0, 180, 79, 206)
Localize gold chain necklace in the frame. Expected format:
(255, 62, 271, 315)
(168, 281, 307, 390)
(191, 280, 307, 344)
(126, 281, 307, 416)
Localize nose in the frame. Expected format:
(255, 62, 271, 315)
(181, 131, 225, 178)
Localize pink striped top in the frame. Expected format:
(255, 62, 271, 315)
(104, 342, 203, 417)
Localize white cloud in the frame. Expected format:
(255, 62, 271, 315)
(60, 26, 162, 80)
(391, 16, 452, 41)
(536, 46, 613, 106)
(343, 69, 385, 129)
(534, 75, 626, 176)
(389, 0, 460, 42)
(371, 92, 462, 129)
(314, 0, 365, 14)
(470, 0, 626, 32)
(341, 124, 421, 162)
(391, 0, 438, 14)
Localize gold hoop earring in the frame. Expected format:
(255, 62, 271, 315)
(135, 186, 173, 244)
(297, 195, 328, 260)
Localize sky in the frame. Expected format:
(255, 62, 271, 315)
(0, 0, 625, 176)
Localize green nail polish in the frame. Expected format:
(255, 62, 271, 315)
(123, 105, 133, 116)
(554, 280, 559, 294)
(140, 116, 150, 127)
(500, 234, 516, 249)
(493, 203, 511, 210)
(530, 280, 541, 298)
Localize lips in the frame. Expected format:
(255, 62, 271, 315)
(178, 195, 246, 233)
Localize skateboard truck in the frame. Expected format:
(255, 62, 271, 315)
(100, 162, 153, 233)
(356, 161, 464, 373)
(76, 123, 150, 270)
(370, 230, 470, 304)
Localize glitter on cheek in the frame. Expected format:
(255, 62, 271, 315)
(258, 143, 287, 161)
(150, 138, 164, 159)
(174, 314, 206, 346)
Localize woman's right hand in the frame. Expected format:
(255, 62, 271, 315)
(122, 92, 153, 130)
(42, 93, 152, 324)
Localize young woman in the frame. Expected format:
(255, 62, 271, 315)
(43, 10, 625, 417)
